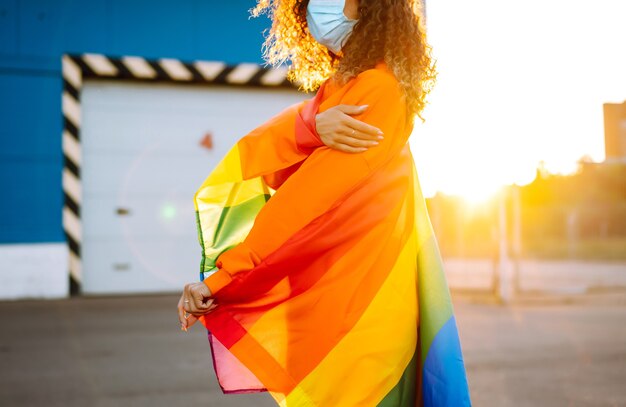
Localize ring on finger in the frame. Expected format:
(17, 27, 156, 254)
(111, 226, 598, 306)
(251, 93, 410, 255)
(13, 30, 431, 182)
(351, 129, 356, 136)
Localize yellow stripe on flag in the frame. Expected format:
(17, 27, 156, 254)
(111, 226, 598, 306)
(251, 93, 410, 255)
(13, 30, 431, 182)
(285, 227, 418, 406)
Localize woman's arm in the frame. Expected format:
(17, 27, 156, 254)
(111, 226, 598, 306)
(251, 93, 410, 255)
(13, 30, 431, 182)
(258, 79, 385, 192)
(294, 81, 387, 155)
(202, 69, 409, 297)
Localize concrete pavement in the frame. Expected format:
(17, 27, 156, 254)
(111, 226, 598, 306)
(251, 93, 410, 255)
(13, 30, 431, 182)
(1, 291, 625, 406)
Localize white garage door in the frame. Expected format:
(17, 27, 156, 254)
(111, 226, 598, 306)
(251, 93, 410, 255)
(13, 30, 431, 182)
(81, 80, 307, 295)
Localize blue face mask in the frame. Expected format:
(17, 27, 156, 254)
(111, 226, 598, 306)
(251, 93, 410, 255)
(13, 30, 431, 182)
(306, 0, 359, 54)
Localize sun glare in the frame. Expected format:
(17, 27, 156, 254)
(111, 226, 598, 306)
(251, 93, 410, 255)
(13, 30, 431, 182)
(413, 0, 626, 201)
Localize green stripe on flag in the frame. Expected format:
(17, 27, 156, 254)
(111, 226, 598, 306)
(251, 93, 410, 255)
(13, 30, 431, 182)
(417, 233, 454, 367)
(377, 342, 418, 406)
(196, 193, 270, 274)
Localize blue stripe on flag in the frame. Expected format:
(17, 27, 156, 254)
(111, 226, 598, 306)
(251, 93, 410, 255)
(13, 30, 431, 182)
(423, 315, 472, 407)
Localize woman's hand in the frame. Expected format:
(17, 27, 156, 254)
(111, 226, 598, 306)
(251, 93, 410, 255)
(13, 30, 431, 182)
(315, 104, 385, 153)
(177, 282, 218, 332)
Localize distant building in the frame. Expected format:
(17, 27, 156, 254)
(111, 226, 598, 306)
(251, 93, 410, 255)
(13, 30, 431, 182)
(603, 100, 626, 163)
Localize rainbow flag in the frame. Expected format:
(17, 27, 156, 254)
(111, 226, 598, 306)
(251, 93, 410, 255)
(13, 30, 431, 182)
(195, 62, 471, 406)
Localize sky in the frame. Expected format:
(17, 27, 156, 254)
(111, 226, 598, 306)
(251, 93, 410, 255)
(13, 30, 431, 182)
(409, 0, 626, 200)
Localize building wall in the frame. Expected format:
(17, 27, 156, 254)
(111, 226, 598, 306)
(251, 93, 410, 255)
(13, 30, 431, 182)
(0, 0, 270, 244)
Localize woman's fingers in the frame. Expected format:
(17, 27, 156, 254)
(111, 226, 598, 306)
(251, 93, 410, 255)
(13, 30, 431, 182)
(346, 120, 384, 141)
(184, 282, 213, 314)
(330, 130, 379, 150)
(333, 120, 383, 150)
(185, 303, 219, 330)
(185, 313, 198, 328)
(183, 283, 198, 313)
(183, 283, 218, 315)
(178, 285, 220, 333)
(189, 302, 219, 325)
(181, 284, 202, 330)
(339, 107, 384, 140)
(315, 104, 383, 153)
(186, 302, 215, 317)
(340, 133, 379, 148)
(327, 141, 368, 153)
(177, 293, 189, 331)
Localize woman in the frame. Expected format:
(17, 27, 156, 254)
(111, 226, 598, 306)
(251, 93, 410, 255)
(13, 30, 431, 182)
(177, 0, 472, 406)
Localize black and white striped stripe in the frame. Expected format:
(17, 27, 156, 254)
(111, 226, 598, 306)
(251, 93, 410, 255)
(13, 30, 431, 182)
(64, 53, 294, 86)
(61, 53, 296, 295)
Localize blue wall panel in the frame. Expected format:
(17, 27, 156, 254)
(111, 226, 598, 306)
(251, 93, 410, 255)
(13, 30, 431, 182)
(0, 0, 272, 244)
(108, 0, 196, 59)
(18, 0, 109, 57)
(0, 160, 63, 242)
(0, 72, 63, 243)
(0, 72, 62, 157)
(193, 1, 270, 64)
(0, 0, 18, 56)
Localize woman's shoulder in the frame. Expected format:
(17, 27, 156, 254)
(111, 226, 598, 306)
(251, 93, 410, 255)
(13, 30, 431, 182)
(353, 62, 403, 98)
(323, 61, 403, 103)
(356, 61, 396, 79)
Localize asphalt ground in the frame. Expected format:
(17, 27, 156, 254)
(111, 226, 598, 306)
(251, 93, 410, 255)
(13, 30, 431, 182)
(1, 290, 625, 407)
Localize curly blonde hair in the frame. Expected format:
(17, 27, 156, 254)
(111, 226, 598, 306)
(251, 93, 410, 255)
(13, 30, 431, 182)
(250, 0, 437, 123)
